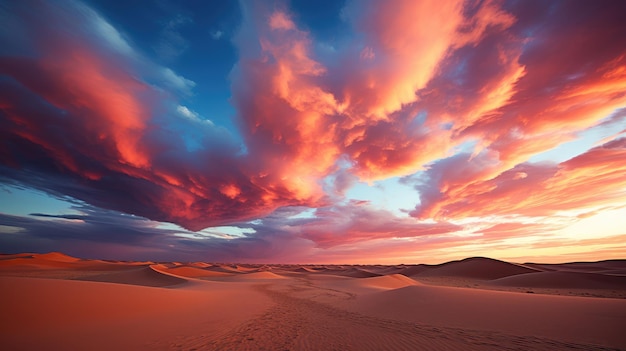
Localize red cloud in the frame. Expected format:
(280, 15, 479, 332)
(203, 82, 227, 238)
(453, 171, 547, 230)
(1, 52, 150, 171)
(1, 0, 625, 235)
(1, 2, 320, 231)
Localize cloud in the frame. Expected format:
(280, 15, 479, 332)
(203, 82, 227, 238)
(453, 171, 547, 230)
(474, 222, 560, 241)
(1, 0, 625, 244)
(154, 14, 193, 61)
(0, 204, 273, 261)
(210, 30, 224, 40)
(455, 1, 626, 164)
(298, 202, 462, 249)
(158, 67, 196, 95)
(0, 205, 174, 259)
(0, 1, 289, 231)
(229, 202, 463, 262)
(229, 2, 343, 204)
(269, 11, 296, 31)
(176, 105, 213, 125)
(82, 3, 135, 56)
(411, 138, 626, 219)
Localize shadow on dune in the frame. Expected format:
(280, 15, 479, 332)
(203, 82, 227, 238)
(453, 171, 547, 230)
(75, 266, 188, 288)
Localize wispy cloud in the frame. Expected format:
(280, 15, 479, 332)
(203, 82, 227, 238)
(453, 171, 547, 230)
(210, 30, 223, 40)
(154, 14, 193, 61)
(411, 138, 626, 220)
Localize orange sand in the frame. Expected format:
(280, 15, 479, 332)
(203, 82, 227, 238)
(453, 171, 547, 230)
(1, 253, 625, 350)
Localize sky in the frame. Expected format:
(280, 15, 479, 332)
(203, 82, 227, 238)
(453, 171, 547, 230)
(0, 0, 625, 264)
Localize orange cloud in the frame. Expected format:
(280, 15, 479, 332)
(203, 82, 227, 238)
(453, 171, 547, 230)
(232, 7, 342, 203)
(412, 138, 626, 220)
(2, 0, 625, 241)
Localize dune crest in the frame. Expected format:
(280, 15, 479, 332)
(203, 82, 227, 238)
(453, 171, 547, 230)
(357, 274, 421, 290)
(333, 267, 382, 278)
(76, 265, 188, 287)
(227, 271, 287, 280)
(417, 257, 539, 280)
(160, 266, 234, 278)
(35, 252, 81, 263)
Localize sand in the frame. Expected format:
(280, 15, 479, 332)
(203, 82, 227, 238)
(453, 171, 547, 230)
(1, 253, 625, 350)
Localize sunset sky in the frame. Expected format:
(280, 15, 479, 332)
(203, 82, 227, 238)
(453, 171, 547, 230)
(1, 0, 625, 263)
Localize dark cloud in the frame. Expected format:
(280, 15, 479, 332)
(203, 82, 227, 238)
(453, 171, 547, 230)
(0, 203, 300, 262)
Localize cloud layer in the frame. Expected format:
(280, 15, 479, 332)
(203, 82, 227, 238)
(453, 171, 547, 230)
(1, 0, 625, 261)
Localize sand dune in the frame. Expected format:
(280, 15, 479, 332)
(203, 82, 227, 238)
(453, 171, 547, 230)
(346, 284, 626, 348)
(0, 252, 80, 269)
(188, 262, 212, 268)
(365, 265, 406, 275)
(0, 252, 37, 260)
(416, 257, 539, 279)
(0, 257, 70, 270)
(0, 253, 140, 279)
(599, 269, 626, 275)
(1, 252, 625, 350)
(234, 265, 258, 272)
(288, 265, 384, 278)
(353, 274, 421, 290)
(224, 271, 287, 280)
(330, 267, 382, 278)
(36, 252, 81, 262)
(397, 264, 431, 276)
(205, 264, 246, 274)
(293, 266, 322, 273)
(159, 266, 234, 278)
(489, 271, 626, 290)
(76, 266, 188, 287)
(0, 275, 271, 351)
(308, 274, 421, 296)
(526, 259, 626, 273)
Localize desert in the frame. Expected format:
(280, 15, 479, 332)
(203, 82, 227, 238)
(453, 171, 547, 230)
(3, 1, 626, 350)
(1, 253, 625, 350)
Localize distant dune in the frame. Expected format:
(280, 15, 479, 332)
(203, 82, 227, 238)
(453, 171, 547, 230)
(158, 265, 234, 278)
(33, 252, 81, 263)
(488, 271, 626, 290)
(0, 252, 80, 270)
(77, 266, 188, 287)
(338, 267, 382, 278)
(526, 259, 626, 273)
(396, 264, 431, 276)
(353, 274, 421, 290)
(1, 252, 625, 350)
(224, 271, 287, 280)
(416, 257, 540, 280)
(204, 264, 246, 274)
